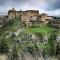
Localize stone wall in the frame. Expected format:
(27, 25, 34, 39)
(8, 8, 16, 19)
(8, 9, 39, 21)
(20, 10, 39, 23)
(8, 8, 54, 26)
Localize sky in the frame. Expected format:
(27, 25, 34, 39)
(0, 0, 60, 16)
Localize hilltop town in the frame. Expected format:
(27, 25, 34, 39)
(0, 8, 60, 28)
(0, 8, 60, 60)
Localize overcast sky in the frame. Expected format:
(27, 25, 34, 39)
(0, 0, 60, 16)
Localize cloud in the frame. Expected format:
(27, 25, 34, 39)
(0, 0, 59, 10)
(0, 0, 28, 6)
(48, 9, 60, 16)
(46, 0, 60, 10)
(0, 0, 8, 5)
(0, 0, 60, 16)
(51, 0, 60, 10)
(0, 0, 29, 12)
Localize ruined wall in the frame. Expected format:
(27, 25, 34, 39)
(27, 10, 39, 16)
(8, 11, 16, 19)
(16, 11, 20, 18)
(38, 13, 54, 25)
(8, 9, 39, 22)
(40, 13, 47, 22)
(21, 10, 39, 22)
(8, 9, 53, 26)
(8, 8, 16, 19)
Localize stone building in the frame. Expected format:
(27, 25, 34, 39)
(20, 10, 39, 22)
(8, 8, 16, 19)
(0, 8, 54, 27)
(8, 8, 54, 26)
(8, 8, 39, 21)
(8, 8, 39, 26)
(39, 13, 47, 22)
(38, 13, 53, 25)
(21, 10, 39, 26)
(0, 8, 57, 27)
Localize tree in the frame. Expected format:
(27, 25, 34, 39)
(0, 39, 9, 54)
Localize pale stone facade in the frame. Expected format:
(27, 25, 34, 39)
(39, 13, 47, 22)
(0, 8, 54, 27)
(38, 13, 53, 25)
(8, 8, 53, 23)
(8, 8, 39, 22)
(8, 8, 16, 19)
(8, 8, 40, 26)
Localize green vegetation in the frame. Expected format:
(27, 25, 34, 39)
(0, 39, 9, 54)
(1, 18, 21, 31)
(11, 46, 18, 60)
(0, 18, 59, 60)
(25, 25, 54, 34)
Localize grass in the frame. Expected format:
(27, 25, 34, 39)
(0, 18, 21, 38)
(25, 25, 54, 35)
(0, 18, 58, 52)
(1, 18, 21, 30)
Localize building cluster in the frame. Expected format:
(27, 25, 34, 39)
(8, 8, 53, 26)
(0, 8, 59, 27)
